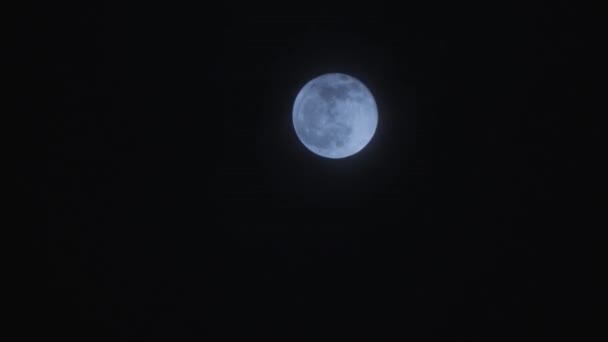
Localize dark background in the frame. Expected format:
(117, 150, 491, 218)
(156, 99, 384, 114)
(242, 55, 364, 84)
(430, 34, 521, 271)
(17, 1, 601, 340)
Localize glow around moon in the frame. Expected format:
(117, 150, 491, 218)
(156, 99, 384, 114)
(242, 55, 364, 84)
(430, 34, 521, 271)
(292, 73, 378, 159)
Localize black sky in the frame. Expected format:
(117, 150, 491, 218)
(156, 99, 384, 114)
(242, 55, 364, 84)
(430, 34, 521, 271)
(18, 1, 601, 341)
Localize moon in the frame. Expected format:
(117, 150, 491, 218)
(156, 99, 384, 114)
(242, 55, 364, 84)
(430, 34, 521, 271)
(292, 73, 378, 159)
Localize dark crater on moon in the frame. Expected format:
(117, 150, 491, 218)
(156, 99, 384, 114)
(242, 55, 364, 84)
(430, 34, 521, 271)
(311, 76, 358, 97)
(317, 84, 351, 102)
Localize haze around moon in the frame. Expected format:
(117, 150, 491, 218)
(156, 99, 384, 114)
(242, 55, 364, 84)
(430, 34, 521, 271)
(292, 73, 378, 159)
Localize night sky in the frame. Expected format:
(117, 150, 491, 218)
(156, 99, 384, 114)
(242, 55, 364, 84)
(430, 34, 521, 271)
(18, 1, 600, 340)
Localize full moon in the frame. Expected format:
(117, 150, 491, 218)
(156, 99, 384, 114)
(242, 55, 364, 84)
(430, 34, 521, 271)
(292, 73, 378, 159)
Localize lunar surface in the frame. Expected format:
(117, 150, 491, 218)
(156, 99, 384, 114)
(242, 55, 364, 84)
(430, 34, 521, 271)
(292, 73, 378, 159)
